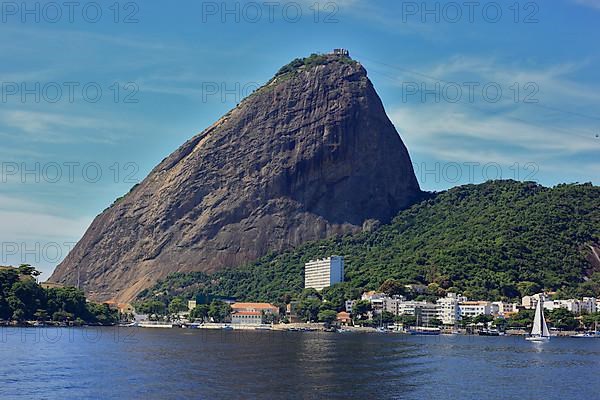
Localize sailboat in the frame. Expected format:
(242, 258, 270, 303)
(526, 299, 550, 342)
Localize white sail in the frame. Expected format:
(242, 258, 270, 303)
(541, 308, 550, 337)
(531, 299, 549, 337)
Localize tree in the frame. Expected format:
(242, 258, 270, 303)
(351, 300, 371, 321)
(86, 303, 117, 325)
(168, 298, 188, 315)
(507, 309, 535, 328)
(298, 298, 322, 322)
(45, 287, 87, 318)
(581, 312, 600, 330)
(135, 300, 166, 316)
(34, 309, 48, 322)
(395, 314, 417, 327)
(473, 314, 494, 325)
(11, 279, 45, 319)
(378, 279, 406, 297)
(547, 308, 578, 330)
(318, 309, 337, 327)
(493, 317, 508, 331)
(17, 264, 36, 277)
(321, 283, 356, 311)
(380, 311, 396, 325)
(517, 281, 541, 297)
(190, 304, 209, 321)
(208, 300, 231, 323)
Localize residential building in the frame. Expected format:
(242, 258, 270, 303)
(397, 301, 439, 325)
(522, 293, 546, 309)
(336, 311, 352, 326)
(345, 300, 355, 314)
(582, 297, 597, 314)
(539, 297, 596, 315)
(492, 301, 519, 317)
(187, 300, 197, 311)
(437, 293, 462, 325)
(304, 256, 344, 291)
(459, 301, 492, 319)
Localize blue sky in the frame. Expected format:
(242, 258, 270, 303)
(0, 0, 598, 278)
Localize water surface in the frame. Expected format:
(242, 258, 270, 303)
(1, 328, 598, 399)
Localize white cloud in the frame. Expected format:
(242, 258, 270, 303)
(572, 0, 600, 10)
(0, 110, 134, 144)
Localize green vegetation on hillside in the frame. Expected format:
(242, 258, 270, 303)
(142, 181, 600, 304)
(0, 265, 117, 324)
(274, 52, 355, 78)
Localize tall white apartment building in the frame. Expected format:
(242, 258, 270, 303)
(304, 256, 344, 291)
(436, 293, 462, 325)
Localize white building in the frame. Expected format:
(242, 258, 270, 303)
(459, 301, 492, 319)
(304, 256, 344, 291)
(361, 292, 438, 325)
(436, 293, 462, 325)
(492, 301, 519, 316)
(582, 297, 597, 314)
(522, 293, 547, 310)
(397, 301, 438, 325)
(542, 298, 597, 315)
(231, 311, 263, 325)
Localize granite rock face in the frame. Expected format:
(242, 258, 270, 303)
(50, 54, 422, 302)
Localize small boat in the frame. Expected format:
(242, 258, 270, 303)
(375, 327, 388, 334)
(478, 329, 500, 336)
(408, 327, 441, 336)
(570, 331, 599, 338)
(526, 300, 550, 342)
(138, 321, 173, 328)
(221, 325, 234, 331)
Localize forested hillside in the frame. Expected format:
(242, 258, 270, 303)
(142, 181, 600, 303)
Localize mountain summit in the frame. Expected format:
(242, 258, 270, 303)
(50, 52, 422, 301)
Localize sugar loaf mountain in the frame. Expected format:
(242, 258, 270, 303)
(50, 51, 423, 302)
(51, 51, 600, 303)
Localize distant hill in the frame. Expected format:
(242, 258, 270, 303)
(143, 180, 600, 303)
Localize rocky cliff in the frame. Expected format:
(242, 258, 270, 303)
(50, 53, 422, 302)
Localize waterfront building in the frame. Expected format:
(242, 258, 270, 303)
(581, 297, 597, 314)
(458, 301, 492, 318)
(231, 311, 263, 325)
(231, 302, 279, 315)
(522, 293, 546, 310)
(230, 303, 278, 325)
(304, 256, 344, 291)
(540, 297, 596, 315)
(336, 311, 352, 325)
(492, 301, 519, 317)
(397, 301, 439, 325)
(437, 293, 462, 325)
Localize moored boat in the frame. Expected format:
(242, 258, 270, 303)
(138, 321, 173, 328)
(408, 327, 441, 335)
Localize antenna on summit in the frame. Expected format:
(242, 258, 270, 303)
(331, 48, 350, 57)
